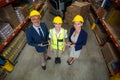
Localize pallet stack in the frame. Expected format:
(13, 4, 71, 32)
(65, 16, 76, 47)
(65, 1, 91, 25)
(15, 4, 29, 23)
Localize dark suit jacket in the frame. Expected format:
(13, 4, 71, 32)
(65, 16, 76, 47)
(69, 27, 88, 51)
(26, 23, 49, 52)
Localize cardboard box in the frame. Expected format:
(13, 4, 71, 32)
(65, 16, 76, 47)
(65, 1, 91, 25)
(15, 4, 29, 18)
(0, 4, 20, 29)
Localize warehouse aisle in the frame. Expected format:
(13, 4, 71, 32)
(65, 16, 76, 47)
(5, 11, 109, 80)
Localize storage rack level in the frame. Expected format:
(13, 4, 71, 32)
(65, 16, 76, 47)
(0, 17, 29, 52)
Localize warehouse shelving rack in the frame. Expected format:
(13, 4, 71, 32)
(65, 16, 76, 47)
(0, 0, 14, 7)
(0, 0, 30, 53)
(0, 16, 29, 52)
(0, 0, 48, 58)
(0, 0, 47, 80)
(89, 0, 120, 53)
(88, 0, 120, 76)
(0, 0, 29, 80)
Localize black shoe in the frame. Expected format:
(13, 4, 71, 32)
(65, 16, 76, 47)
(42, 66, 46, 70)
(55, 57, 61, 64)
(57, 57, 61, 64)
(46, 56, 51, 60)
(55, 57, 58, 64)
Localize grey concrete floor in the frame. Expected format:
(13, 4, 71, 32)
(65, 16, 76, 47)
(5, 11, 109, 80)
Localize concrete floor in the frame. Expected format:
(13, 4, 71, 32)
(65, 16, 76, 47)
(5, 11, 109, 80)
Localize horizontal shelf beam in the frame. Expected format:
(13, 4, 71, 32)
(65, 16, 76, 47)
(0, 0, 14, 7)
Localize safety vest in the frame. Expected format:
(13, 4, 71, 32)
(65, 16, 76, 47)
(49, 28, 67, 50)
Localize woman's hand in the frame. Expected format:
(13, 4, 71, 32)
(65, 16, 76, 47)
(70, 44, 75, 48)
(66, 42, 72, 46)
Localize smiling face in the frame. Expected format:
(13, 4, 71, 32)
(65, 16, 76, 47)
(54, 23, 62, 31)
(31, 15, 40, 27)
(73, 22, 83, 29)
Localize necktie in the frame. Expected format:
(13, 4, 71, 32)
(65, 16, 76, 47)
(38, 28, 44, 38)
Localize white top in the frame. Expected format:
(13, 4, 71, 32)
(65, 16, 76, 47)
(33, 25, 44, 36)
(71, 32, 79, 43)
(49, 28, 67, 38)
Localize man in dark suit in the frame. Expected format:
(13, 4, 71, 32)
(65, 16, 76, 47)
(26, 10, 51, 70)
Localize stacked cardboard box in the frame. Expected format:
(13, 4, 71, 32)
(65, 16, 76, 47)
(0, 5, 20, 29)
(15, 4, 29, 23)
(93, 25, 108, 45)
(0, 23, 14, 40)
(65, 1, 91, 25)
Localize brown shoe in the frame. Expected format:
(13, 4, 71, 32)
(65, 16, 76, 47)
(67, 61, 71, 65)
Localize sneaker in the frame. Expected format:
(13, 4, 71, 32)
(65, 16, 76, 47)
(42, 66, 46, 70)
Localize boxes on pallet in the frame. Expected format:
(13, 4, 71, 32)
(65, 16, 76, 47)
(15, 9, 25, 23)
(0, 23, 14, 40)
(0, 5, 20, 29)
(15, 4, 29, 23)
(65, 1, 91, 25)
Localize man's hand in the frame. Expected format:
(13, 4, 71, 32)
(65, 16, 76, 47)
(38, 43, 43, 46)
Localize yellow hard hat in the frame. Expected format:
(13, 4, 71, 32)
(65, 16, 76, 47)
(72, 15, 84, 23)
(29, 10, 41, 18)
(53, 16, 63, 24)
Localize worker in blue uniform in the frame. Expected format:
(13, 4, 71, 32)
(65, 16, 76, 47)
(26, 10, 51, 70)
